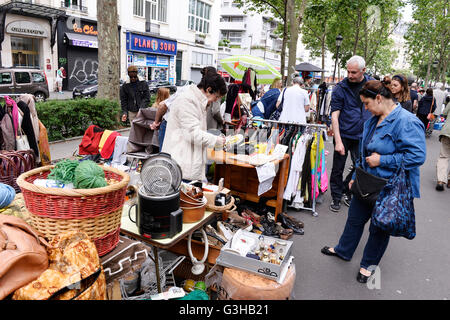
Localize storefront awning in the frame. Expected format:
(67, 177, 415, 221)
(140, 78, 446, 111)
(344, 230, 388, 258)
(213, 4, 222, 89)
(0, 1, 65, 20)
(0, 1, 66, 55)
(66, 32, 98, 49)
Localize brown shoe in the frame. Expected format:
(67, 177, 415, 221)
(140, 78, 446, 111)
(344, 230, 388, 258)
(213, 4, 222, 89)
(227, 211, 248, 225)
(243, 209, 261, 223)
(281, 212, 304, 229)
(447, 180, 450, 189)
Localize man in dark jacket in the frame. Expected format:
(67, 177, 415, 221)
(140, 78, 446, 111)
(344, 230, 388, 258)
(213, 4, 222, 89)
(120, 65, 150, 123)
(329, 56, 373, 212)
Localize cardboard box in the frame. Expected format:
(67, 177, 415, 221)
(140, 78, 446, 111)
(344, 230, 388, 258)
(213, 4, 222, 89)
(216, 230, 293, 283)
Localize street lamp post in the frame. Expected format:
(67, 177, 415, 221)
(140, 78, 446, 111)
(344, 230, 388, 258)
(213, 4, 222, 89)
(332, 35, 343, 84)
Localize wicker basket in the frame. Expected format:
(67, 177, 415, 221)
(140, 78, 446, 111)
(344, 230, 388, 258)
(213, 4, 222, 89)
(16, 165, 129, 219)
(16, 165, 130, 256)
(206, 196, 235, 212)
(0, 154, 20, 193)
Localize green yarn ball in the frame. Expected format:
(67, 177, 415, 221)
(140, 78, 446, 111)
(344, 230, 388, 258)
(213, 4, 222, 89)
(74, 160, 108, 189)
(48, 159, 80, 184)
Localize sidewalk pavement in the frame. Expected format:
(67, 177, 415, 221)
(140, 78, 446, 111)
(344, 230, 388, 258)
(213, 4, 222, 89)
(48, 90, 73, 100)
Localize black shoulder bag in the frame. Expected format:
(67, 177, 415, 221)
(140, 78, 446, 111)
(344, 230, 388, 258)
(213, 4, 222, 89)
(350, 125, 388, 207)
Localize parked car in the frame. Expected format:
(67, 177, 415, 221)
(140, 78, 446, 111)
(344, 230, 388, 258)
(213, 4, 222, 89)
(0, 67, 49, 101)
(147, 80, 177, 94)
(72, 77, 98, 99)
(175, 79, 195, 88)
(73, 78, 125, 99)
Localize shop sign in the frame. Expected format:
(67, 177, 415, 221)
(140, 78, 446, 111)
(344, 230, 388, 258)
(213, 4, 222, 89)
(71, 39, 98, 49)
(128, 32, 177, 56)
(6, 20, 47, 38)
(72, 23, 98, 36)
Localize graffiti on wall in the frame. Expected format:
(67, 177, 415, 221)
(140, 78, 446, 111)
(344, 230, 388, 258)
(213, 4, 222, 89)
(69, 58, 98, 84)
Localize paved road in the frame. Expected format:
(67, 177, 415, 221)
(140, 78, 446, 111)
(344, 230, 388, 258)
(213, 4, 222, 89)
(288, 130, 449, 300)
(48, 128, 449, 300)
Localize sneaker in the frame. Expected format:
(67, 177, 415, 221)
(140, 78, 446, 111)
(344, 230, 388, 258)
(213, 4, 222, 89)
(329, 199, 341, 212)
(436, 182, 445, 191)
(343, 194, 352, 207)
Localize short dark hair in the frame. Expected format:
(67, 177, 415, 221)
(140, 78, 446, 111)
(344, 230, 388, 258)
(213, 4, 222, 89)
(426, 88, 433, 96)
(197, 66, 227, 96)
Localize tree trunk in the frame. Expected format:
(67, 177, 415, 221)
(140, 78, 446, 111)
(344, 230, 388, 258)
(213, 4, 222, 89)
(97, 0, 120, 101)
(321, 38, 326, 81)
(280, 0, 288, 85)
(441, 50, 449, 85)
(286, 0, 308, 86)
(353, 9, 363, 55)
(425, 40, 436, 88)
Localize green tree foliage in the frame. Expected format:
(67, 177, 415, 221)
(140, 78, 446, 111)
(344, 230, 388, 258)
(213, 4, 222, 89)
(302, 0, 403, 77)
(404, 0, 450, 86)
(234, 0, 289, 81)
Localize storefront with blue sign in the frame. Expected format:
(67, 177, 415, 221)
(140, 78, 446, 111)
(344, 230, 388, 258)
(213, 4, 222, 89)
(126, 32, 177, 84)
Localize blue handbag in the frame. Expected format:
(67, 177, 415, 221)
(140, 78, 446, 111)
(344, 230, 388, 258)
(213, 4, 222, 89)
(372, 165, 416, 240)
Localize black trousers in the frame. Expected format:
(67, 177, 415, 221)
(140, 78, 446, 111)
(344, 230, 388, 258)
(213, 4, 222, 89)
(416, 113, 429, 132)
(330, 137, 360, 201)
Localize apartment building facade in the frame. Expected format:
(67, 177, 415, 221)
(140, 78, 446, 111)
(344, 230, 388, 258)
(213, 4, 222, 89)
(217, 0, 284, 75)
(119, 0, 220, 84)
(0, 0, 221, 91)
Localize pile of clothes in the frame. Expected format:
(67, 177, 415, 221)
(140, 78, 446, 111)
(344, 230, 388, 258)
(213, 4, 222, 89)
(0, 95, 51, 165)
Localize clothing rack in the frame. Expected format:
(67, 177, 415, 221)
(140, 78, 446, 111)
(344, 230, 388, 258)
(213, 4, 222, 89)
(249, 117, 327, 217)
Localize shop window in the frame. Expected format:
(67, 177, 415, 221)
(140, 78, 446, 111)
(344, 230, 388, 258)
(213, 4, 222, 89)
(32, 72, 45, 83)
(0, 72, 12, 85)
(15, 72, 31, 84)
(11, 37, 39, 68)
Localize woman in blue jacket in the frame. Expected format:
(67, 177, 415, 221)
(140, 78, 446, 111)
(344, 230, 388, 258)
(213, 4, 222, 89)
(321, 80, 426, 283)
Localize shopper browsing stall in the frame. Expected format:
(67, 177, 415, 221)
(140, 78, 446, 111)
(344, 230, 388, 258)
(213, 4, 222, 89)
(162, 68, 227, 181)
(321, 80, 426, 284)
(275, 76, 310, 124)
(151, 67, 218, 150)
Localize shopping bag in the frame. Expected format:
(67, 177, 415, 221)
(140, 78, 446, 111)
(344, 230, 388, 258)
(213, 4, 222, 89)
(16, 129, 30, 151)
(372, 166, 416, 240)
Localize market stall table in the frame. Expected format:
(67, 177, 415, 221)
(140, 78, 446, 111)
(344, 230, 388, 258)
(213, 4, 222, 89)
(120, 205, 217, 293)
(207, 149, 289, 220)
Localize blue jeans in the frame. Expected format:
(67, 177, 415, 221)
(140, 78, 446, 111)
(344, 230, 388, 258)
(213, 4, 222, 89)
(334, 196, 390, 269)
(158, 119, 167, 150)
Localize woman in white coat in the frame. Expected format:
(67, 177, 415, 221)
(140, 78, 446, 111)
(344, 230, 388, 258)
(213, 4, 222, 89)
(162, 68, 227, 181)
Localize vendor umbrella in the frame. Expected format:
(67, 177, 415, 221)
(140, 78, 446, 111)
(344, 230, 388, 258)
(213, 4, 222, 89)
(295, 62, 325, 73)
(219, 55, 282, 85)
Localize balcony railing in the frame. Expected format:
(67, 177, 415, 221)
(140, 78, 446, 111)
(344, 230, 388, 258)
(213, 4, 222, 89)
(61, 1, 88, 13)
